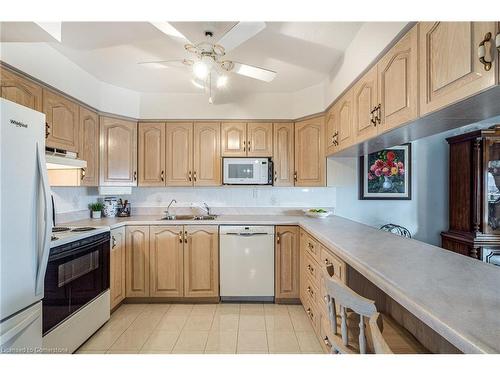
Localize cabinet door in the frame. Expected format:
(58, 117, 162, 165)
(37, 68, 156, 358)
(221, 122, 247, 156)
(378, 26, 418, 134)
(125, 226, 150, 297)
(338, 89, 354, 150)
(138, 122, 166, 187)
(273, 122, 294, 186)
(247, 122, 273, 156)
(419, 22, 497, 116)
(193, 122, 221, 186)
(275, 226, 300, 300)
(184, 226, 219, 298)
(0, 67, 42, 111)
(150, 226, 184, 297)
(325, 107, 339, 156)
(294, 116, 325, 187)
(79, 107, 99, 186)
(110, 227, 126, 310)
(353, 65, 378, 143)
(43, 89, 79, 152)
(99, 116, 137, 186)
(166, 122, 193, 186)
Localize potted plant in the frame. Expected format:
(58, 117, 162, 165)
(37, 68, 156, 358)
(89, 202, 104, 219)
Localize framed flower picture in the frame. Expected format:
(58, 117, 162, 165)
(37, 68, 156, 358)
(359, 144, 412, 200)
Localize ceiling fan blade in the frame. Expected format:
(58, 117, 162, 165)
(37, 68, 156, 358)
(138, 59, 193, 69)
(231, 62, 276, 82)
(150, 22, 192, 44)
(217, 22, 266, 52)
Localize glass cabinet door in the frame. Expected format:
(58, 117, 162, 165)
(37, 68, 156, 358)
(485, 139, 500, 234)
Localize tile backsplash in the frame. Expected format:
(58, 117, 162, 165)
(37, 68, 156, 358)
(51, 186, 336, 222)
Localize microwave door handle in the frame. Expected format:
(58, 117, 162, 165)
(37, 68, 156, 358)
(35, 142, 52, 296)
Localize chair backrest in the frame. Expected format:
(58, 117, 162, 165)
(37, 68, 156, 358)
(368, 312, 393, 354)
(324, 275, 378, 354)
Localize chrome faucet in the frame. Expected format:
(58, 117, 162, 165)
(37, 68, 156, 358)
(202, 202, 211, 216)
(165, 199, 177, 218)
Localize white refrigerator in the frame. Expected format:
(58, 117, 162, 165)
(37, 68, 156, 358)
(0, 98, 52, 353)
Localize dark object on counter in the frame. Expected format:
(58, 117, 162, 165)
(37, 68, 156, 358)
(117, 199, 131, 217)
(441, 125, 500, 265)
(379, 223, 411, 238)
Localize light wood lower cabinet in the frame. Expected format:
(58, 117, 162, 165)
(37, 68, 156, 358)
(79, 107, 99, 186)
(138, 122, 166, 187)
(183, 226, 219, 297)
(273, 122, 295, 186)
(294, 116, 325, 186)
(125, 226, 150, 297)
(275, 226, 300, 300)
(149, 226, 184, 297)
(110, 227, 126, 309)
(0, 66, 42, 111)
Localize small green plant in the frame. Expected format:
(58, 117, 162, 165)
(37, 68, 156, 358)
(88, 202, 104, 212)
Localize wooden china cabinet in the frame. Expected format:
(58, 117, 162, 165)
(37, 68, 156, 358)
(441, 125, 500, 265)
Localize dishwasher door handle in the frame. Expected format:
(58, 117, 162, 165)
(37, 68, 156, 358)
(224, 233, 270, 236)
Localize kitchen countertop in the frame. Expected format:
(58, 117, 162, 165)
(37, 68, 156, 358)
(67, 214, 500, 353)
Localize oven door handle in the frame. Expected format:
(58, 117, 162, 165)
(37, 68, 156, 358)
(35, 142, 52, 297)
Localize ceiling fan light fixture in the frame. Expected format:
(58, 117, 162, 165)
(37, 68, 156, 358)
(192, 61, 209, 80)
(191, 78, 205, 90)
(216, 75, 228, 88)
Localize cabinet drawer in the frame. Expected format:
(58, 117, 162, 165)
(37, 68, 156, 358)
(302, 299, 320, 334)
(302, 231, 320, 262)
(320, 315, 335, 353)
(303, 273, 319, 304)
(320, 245, 346, 282)
(303, 251, 321, 287)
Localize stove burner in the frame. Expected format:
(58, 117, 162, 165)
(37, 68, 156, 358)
(70, 227, 96, 232)
(52, 227, 70, 233)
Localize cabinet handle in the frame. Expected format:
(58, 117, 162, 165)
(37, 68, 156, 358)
(323, 336, 332, 348)
(496, 32, 500, 52)
(276, 232, 280, 244)
(294, 171, 297, 182)
(308, 242, 314, 250)
(81, 168, 86, 181)
(133, 171, 137, 181)
(160, 170, 164, 182)
(112, 236, 117, 249)
(370, 105, 380, 126)
(306, 308, 314, 319)
(307, 286, 314, 297)
(307, 264, 314, 273)
(45, 122, 51, 138)
(478, 32, 493, 71)
(184, 230, 188, 243)
(193, 171, 197, 182)
(324, 258, 332, 266)
(274, 170, 277, 182)
(248, 140, 251, 151)
(243, 141, 246, 152)
(178, 231, 183, 243)
(377, 103, 382, 125)
(188, 171, 192, 182)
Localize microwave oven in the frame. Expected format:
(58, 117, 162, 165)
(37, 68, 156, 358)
(223, 157, 273, 185)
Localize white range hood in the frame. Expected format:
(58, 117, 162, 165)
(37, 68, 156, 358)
(45, 151, 86, 170)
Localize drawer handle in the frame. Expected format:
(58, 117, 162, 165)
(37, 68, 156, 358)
(478, 32, 493, 71)
(307, 286, 314, 297)
(307, 242, 314, 250)
(306, 308, 314, 319)
(81, 168, 86, 181)
(323, 336, 332, 347)
(307, 264, 314, 273)
(112, 236, 117, 249)
(324, 258, 332, 267)
(45, 122, 50, 138)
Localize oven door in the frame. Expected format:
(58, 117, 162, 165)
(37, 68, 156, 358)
(43, 234, 109, 335)
(223, 158, 268, 184)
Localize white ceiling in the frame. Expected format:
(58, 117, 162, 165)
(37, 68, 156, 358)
(1, 22, 363, 95)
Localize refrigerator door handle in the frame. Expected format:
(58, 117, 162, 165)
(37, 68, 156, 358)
(35, 142, 52, 296)
(0, 307, 40, 346)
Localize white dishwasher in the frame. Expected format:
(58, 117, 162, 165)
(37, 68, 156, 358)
(219, 226, 275, 302)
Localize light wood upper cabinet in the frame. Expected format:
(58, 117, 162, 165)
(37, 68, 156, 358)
(247, 122, 273, 156)
(125, 226, 150, 298)
(79, 107, 99, 186)
(337, 89, 354, 150)
(377, 25, 418, 134)
(221, 122, 247, 156)
(273, 122, 294, 186)
(294, 116, 325, 187)
(419, 22, 497, 116)
(149, 226, 184, 297)
(275, 226, 300, 300)
(166, 122, 193, 186)
(99, 116, 137, 186)
(353, 65, 378, 143)
(184, 226, 219, 298)
(0, 67, 42, 111)
(193, 122, 221, 186)
(325, 107, 339, 155)
(138, 122, 166, 187)
(43, 89, 79, 152)
(110, 227, 126, 310)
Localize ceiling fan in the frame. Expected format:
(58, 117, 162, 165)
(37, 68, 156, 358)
(139, 22, 277, 104)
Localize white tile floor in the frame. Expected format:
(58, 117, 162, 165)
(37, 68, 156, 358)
(76, 303, 325, 354)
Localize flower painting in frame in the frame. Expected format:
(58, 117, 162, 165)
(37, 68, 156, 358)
(359, 144, 411, 200)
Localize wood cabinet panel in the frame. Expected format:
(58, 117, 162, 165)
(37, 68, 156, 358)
(0, 67, 42, 111)
(221, 122, 247, 156)
(125, 226, 150, 297)
(79, 107, 99, 186)
(138, 122, 166, 186)
(294, 116, 325, 186)
(183, 226, 219, 297)
(43, 89, 79, 152)
(273, 122, 295, 186)
(325, 107, 339, 155)
(353, 65, 378, 143)
(149, 226, 184, 297)
(166, 122, 193, 186)
(419, 22, 497, 116)
(99, 116, 137, 186)
(110, 227, 126, 309)
(193, 122, 221, 186)
(247, 122, 273, 156)
(275, 226, 299, 300)
(338, 89, 354, 150)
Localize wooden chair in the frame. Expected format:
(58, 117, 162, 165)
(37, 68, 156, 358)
(324, 275, 427, 354)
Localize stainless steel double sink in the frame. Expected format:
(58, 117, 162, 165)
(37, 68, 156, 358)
(159, 214, 218, 221)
